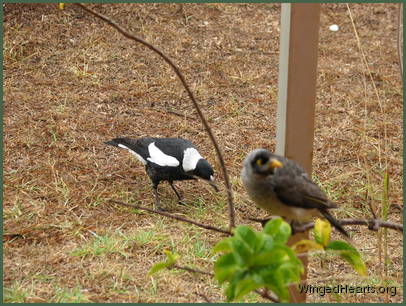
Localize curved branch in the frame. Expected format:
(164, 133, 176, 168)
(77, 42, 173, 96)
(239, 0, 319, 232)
(110, 199, 231, 235)
(254, 289, 280, 303)
(75, 3, 235, 230)
(194, 292, 213, 303)
(247, 217, 403, 233)
(172, 264, 213, 276)
(172, 263, 280, 303)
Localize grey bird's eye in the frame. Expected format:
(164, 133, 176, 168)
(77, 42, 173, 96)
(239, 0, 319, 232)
(256, 158, 266, 166)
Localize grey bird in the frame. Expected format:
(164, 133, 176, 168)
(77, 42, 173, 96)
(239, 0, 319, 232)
(241, 149, 349, 237)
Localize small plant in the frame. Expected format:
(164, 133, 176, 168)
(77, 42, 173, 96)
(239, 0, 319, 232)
(53, 286, 90, 303)
(70, 234, 129, 258)
(3, 282, 30, 303)
(292, 219, 367, 276)
(213, 218, 303, 302)
(149, 250, 179, 275)
(149, 218, 367, 302)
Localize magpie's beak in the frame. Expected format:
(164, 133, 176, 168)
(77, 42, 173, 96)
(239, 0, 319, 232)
(192, 175, 219, 192)
(208, 175, 219, 192)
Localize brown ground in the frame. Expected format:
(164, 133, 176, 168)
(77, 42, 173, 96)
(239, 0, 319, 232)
(3, 3, 403, 303)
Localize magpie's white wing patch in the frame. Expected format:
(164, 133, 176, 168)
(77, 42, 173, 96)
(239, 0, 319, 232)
(118, 144, 147, 165)
(147, 142, 180, 167)
(182, 147, 203, 172)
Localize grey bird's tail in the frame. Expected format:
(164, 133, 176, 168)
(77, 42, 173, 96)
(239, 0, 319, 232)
(320, 210, 349, 238)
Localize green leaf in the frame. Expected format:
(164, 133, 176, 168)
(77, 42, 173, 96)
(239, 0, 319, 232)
(224, 270, 246, 301)
(234, 274, 262, 301)
(326, 240, 357, 252)
(148, 262, 171, 275)
(277, 262, 303, 283)
(260, 268, 291, 302)
(241, 226, 265, 253)
(263, 218, 291, 244)
(252, 251, 275, 267)
(230, 234, 254, 266)
(213, 224, 303, 302)
(234, 225, 265, 253)
(260, 233, 275, 253)
(234, 225, 256, 242)
(327, 241, 367, 276)
(292, 239, 324, 253)
(339, 251, 367, 276)
(214, 253, 237, 284)
(148, 250, 179, 275)
(267, 246, 292, 266)
(313, 218, 331, 247)
(212, 237, 232, 254)
(163, 250, 179, 264)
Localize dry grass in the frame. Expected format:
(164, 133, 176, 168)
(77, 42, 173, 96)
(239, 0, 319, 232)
(3, 3, 403, 303)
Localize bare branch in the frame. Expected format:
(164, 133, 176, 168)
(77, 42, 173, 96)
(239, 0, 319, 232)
(194, 292, 213, 303)
(75, 3, 235, 230)
(172, 264, 213, 276)
(254, 289, 280, 303)
(172, 263, 281, 303)
(366, 196, 377, 220)
(247, 217, 403, 233)
(110, 200, 231, 235)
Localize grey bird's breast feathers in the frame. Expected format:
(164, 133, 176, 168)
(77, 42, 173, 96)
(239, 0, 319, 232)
(241, 168, 319, 221)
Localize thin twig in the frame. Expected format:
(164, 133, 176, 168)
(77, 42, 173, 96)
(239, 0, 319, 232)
(75, 3, 235, 231)
(173, 263, 280, 303)
(194, 292, 213, 303)
(365, 190, 377, 219)
(347, 3, 389, 170)
(110, 200, 232, 235)
(172, 264, 213, 276)
(318, 157, 355, 166)
(346, 4, 383, 113)
(254, 289, 280, 303)
(247, 217, 403, 233)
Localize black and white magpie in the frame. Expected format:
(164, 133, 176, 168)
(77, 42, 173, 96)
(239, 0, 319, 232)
(105, 137, 218, 210)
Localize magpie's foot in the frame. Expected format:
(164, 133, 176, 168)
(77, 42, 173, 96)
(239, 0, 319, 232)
(155, 206, 170, 212)
(153, 201, 163, 212)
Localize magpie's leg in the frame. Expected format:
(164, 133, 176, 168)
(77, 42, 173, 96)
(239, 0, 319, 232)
(152, 182, 162, 211)
(169, 181, 183, 204)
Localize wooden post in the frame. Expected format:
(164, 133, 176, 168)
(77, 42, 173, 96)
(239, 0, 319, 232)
(276, 3, 321, 303)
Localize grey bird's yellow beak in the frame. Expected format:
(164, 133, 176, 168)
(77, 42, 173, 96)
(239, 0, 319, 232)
(267, 158, 283, 171)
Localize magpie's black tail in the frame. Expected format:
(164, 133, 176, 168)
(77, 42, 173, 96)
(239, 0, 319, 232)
(104, 140, 118, 147)
(320, 209, 349, 238)
(104, 138, 128, 148)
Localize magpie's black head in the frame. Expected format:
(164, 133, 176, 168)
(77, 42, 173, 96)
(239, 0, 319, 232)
(248, 149, 283, 176)
(192, 159, 214, 181)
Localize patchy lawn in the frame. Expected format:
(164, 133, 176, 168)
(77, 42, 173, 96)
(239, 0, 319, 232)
(3, 3, 403, 302)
